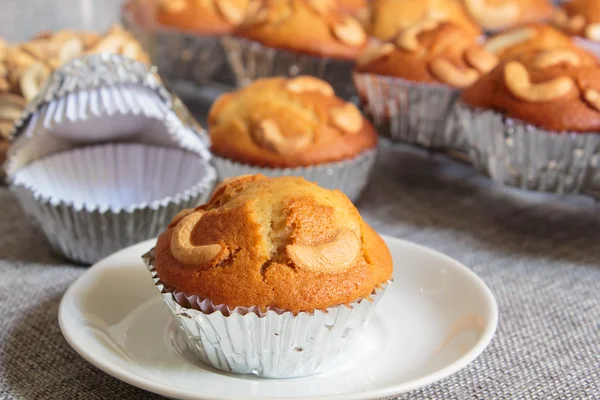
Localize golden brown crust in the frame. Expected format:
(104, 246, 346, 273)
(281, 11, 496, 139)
(462, 0, 554, 32)
(461, 48, 600, 132)
(208, 76, 378, 167)
(366, 0, 481, 41)
(484, 24, 578, 61)
(356, 22, 497, 88)
(234, 0, 367, 60)
(553, 0, 600, 42)
(156, 0, 251, 35)
(154, 175, 393, 313)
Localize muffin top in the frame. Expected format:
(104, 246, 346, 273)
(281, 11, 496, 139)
(484, 24, 578, 61)
(461, 47, 600, 132)
(356, 21, 498, 88)
(462, 0, 555, 32)
(553, 0, 600, 42)
(157, 0, 251, 34)
(366, 0, 481, 41)
(208, 76, 378, 167)
(234, 0, 368, 59)
(153, 174, 393, 313)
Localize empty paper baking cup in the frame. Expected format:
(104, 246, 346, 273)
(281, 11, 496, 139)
(122, 0, 231, 85)
(353, 72, 467, 151)
(7, 55, 215, 264)
(459, 103, 600, 195)
(222, 37, 357, 99)
(211, 149, 377, 203)
(144, 250, 389, 378)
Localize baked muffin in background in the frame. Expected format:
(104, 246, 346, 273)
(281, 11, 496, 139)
(353, 21, 497, 148)
(366, 0, 481, 41)
(553, 0, 600, 42)
(459, 47, 600, 193)
(207, 76, 378, 201)
(483, 24, 584, 61)
(147, 174, 392, 377)
(223, 0, 368, 98)
(156, 0, 252, 34)
(461, 0, 555, 33)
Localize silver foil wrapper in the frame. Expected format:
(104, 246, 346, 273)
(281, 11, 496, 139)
(144, 250, 389, 378)
(211, 149, 377, 203)
(7, 55, 216, 264)
(12, 144, 216, 264)
(459, 103, 600, 195)
(122, 0, 231, 85)
(222, 37, 357, 99)
(353, 72, 468, 151)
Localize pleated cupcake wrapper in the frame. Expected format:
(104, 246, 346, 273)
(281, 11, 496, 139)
(353, 72, 468, 151)
(143, 250, 390, 378)
(11, 143, 216, 264)
(459, 103, 600, 196)
(211, 148, 377, 203)
(222, 37, 357, 100)
(7, 54, 211, 176)
(122, 4, 232, 85)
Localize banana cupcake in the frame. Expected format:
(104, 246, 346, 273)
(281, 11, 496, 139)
(459, 47, 600, 194)
(223, 0, 367, 98)
(553, 0, 600, 57)
(354, 20, 497, 148)
(483, 24, 583, 61)
(208, 76, 378, 201)
(461, 0, 555, 33)
(366, 0, 481, 41)
(145, 174, 393, 377)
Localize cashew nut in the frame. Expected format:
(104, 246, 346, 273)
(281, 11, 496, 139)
(395, 20, 439, 52)
(331, 16, 367, 47)
(484, 27, 535, 55)
(168, 208, 195, 228)
(57, 37, 84, 64)
(357, 43, 395, 67)
(286, 76, 334, 96)
(430, 58, 479, 88)
(286, 228, 361, 273)
(160, 0, 186, 12)
(329, 103, 363, 134)
(215, 0, 245, 25)
(585, 23, 600, 41)
(307, 0, 335, 15)
(20, 62, 51, 102)
(553, 9, 586, 33)
(465, 47, 498, 74)
(584, 88, 600, 112)
(533, 49, 581, 69)
(463, 0, 519, 31)
(252, 119, 312, 154)
(0, 93, 26, 122)
(170, 211, 222, 265)
(88, 36, 124, 54)
(503, 61, 575, 102)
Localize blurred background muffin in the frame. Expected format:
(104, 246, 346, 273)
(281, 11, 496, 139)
(223, 0, 367, 97)
(208, 76, 378, 201)
(553, 0, 600, 56)
(460, 47, 600, 193)
(365, 0, 481, 41)
(156, 0, 251, 34)
(354, 20, 497, 148)
(461, 0, 555, 33)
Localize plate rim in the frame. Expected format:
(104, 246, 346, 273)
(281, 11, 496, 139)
(58, 235, 498, 400)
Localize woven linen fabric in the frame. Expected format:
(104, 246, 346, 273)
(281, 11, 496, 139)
(0, 143, 599, 400)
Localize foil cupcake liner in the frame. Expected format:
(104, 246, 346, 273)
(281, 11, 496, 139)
(122, 0, 232, 86)
(211, 149, 377, 203)
(222, 37, 357, 99)
(143, 250, 389, 378)
(353, 72, 467, 151)
(459, 103, 600, 195)
(11, 143, 216, 264)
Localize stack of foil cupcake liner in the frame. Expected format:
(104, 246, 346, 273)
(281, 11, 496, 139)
(144, 249, 390, 378)
(6, 54, 216, 264)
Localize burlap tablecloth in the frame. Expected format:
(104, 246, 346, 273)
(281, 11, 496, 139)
(0, 142, 599, 400)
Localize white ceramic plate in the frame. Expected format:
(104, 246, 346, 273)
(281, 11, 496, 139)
(59, 236, 497, 400)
